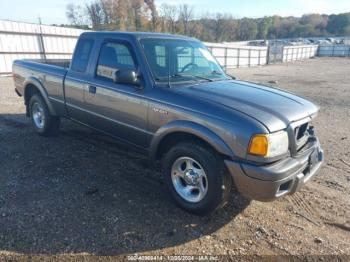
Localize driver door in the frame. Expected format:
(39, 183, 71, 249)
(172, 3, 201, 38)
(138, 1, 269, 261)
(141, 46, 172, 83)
(83, 40, 148, 147)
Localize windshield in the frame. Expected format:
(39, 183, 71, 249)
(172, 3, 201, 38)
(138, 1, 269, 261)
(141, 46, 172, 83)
(140, 38, 228, 83)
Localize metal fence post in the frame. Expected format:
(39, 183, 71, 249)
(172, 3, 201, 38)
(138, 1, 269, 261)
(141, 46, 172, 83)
(237, 48, 240, 68)
(297, 47, 300, 60)
(0, 21, 83, 74)
(296, 47, 298, 60)
(282, 47, 293, 62)
(302, 47, 304, 59)
(224, 47, 228, 73)
(258, 50, 261, 65)
(248, 49, 251, 67)
(298, 47, 299, 60)
(286, 47, 289, 62)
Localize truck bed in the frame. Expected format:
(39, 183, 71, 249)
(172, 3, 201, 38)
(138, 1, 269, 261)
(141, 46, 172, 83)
(13, 59, 70, 117)
(15, 59, 71, 69)
(31, 59, 71, 68)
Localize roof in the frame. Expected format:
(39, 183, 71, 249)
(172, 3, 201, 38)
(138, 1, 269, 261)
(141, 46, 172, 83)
(81, 31, 198, 41)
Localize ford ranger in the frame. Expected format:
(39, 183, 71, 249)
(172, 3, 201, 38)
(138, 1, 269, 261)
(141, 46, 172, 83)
(12, 32, 324, 215)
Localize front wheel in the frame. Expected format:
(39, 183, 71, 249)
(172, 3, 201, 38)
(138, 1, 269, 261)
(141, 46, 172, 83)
(162, 142, 233, 215)
(29, 94, 60, 136)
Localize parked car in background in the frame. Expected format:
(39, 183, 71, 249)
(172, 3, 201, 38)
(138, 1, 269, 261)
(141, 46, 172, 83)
(315, 39, 332, 45)
(248, 40, 267, 46)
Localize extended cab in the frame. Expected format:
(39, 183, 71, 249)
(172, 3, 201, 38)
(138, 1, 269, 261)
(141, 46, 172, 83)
(13, 32, 324, 215)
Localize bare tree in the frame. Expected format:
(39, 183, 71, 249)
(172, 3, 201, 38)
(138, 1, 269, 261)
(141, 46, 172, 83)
(66, 3, 87, 26)
(145, 0, 159, 31)
(86, 1, 105, 29)
(65, 1, 350, 42)
(100, 0, 115, 25)
(179, 4, 194, 35)
(100, 0, 125, 30)
(116, 0, 128, 31)
(130, 0, 143, 31)
(160, 4, 178, 33)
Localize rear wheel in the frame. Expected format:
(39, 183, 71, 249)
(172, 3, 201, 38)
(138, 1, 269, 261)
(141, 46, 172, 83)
(29, 94, 60, 136)
(162, 142, 233, 215)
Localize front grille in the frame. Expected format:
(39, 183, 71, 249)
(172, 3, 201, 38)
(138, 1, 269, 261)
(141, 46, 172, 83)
(296, 122, 309, 140)
(295, 122, 310, 150)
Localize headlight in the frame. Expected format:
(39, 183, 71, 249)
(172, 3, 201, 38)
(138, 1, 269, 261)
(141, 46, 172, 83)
(248, 131, 289, 158)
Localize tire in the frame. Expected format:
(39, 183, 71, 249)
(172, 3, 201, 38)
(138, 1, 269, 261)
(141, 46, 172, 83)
(162, 141, 233, 215)
(29, 94, 60, 136)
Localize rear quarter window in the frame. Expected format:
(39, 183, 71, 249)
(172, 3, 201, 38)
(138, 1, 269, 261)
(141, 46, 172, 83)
(71, 39, 94, 72)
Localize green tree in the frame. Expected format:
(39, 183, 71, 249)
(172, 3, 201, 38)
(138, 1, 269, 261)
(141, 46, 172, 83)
(257, 17, 273, 39)
(301, 14, 328, 35)
(293, 24, 315, 37)
(327, 13, 350, 35)
(238, 18, 258, 40)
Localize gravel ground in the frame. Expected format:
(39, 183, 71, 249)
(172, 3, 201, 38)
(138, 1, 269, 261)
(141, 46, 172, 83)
(0, 57, 349, 260)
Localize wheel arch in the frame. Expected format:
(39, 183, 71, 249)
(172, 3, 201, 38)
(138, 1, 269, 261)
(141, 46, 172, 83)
(23, 77, 57, 116)
(150, 120, 234, 161)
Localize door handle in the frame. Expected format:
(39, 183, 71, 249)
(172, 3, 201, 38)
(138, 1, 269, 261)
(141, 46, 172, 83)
(88, 85, 96, 94)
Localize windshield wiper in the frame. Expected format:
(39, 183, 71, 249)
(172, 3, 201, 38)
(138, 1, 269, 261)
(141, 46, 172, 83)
(172, 73, 214, 82)
(211, 70, 233, 80)
(211, 70, 224, 76)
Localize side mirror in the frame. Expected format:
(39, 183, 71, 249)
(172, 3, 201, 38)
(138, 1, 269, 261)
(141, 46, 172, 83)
(114, 69, 141, 87)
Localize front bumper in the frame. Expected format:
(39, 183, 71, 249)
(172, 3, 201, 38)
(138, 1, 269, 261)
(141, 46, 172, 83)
(225, 137, 324, 201)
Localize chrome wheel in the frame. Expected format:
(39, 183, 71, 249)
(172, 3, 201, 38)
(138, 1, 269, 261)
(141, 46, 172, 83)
(171, 157, 208, 203)
(32, 102, 45, 129)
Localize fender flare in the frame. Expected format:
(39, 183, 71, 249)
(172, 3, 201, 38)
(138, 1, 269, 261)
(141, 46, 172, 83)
(150, 120, 234, 160)
(23, 77, 57, 116)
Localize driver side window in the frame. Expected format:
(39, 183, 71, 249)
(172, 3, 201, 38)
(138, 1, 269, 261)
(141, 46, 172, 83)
(96, 42, 136, 82)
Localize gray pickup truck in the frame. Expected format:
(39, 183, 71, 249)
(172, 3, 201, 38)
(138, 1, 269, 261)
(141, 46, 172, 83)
(13, 32, 324, 215)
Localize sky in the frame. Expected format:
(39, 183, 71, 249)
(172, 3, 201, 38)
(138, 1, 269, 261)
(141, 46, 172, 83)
(0, 0, 349, 25)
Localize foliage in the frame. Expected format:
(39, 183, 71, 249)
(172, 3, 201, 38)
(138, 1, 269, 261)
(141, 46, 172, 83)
(327, 13, 350, 35)
(65, 1, 350, 41)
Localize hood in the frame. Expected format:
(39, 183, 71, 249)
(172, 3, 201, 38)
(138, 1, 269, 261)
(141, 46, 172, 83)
(176, 80, 319, 132)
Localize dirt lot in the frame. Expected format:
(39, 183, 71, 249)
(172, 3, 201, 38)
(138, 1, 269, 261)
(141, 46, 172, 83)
(0, 57, 349, 260)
